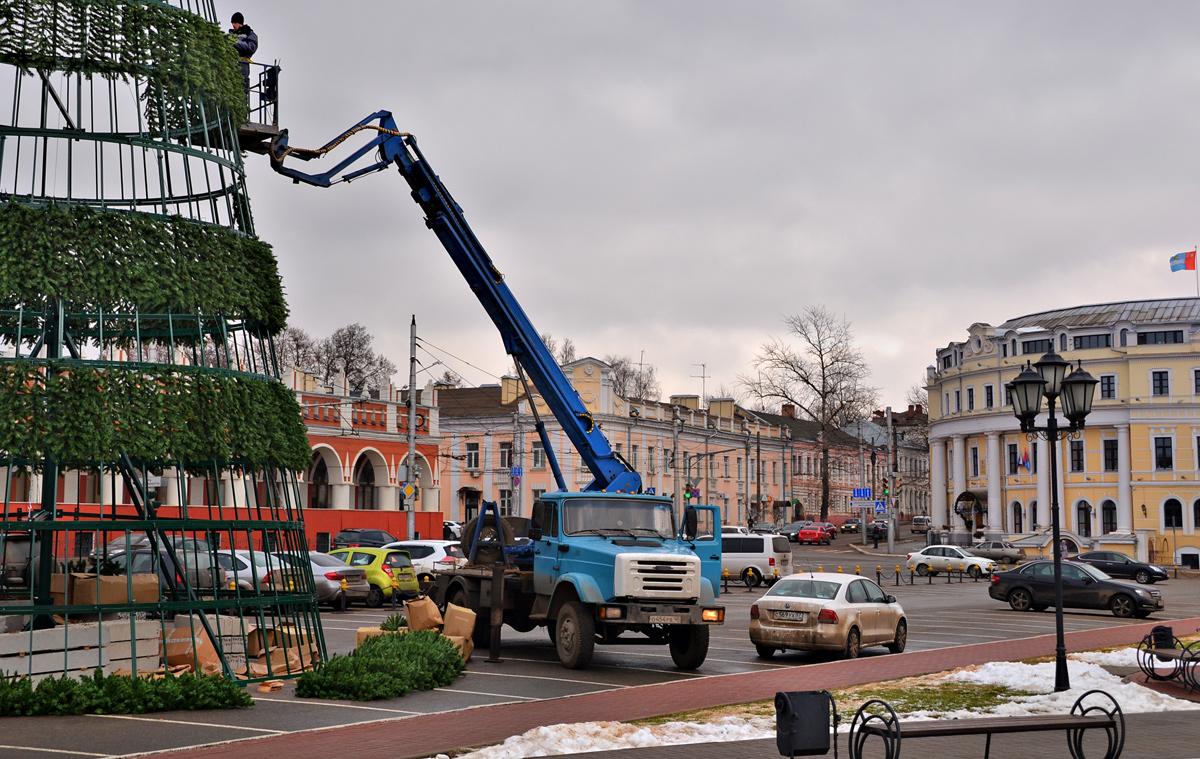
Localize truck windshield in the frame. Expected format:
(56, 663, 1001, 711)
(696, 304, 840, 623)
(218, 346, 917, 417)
(561, 498, 676, 538)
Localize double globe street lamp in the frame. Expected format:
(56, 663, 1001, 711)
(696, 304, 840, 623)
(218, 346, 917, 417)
(1006, 351, 1098, 692)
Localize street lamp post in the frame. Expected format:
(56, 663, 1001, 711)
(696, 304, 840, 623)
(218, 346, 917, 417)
(1007, 352, 1098, 692)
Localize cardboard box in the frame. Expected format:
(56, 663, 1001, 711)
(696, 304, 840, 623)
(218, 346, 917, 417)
(161, 628, 222, 675)
(54, 574, 160, 606)
(51, 574, 68, 606)
(246, 626, 275, 657)
(356, 627, 385, 647)
(257, 646, 302, 674)
(442, 604, 477, 640)
(444, 634, 474, 662)
(404, 596, 443, 631)
(274, 624, 315, 649)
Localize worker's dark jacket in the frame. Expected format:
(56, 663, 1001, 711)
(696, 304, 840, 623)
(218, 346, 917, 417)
(229, 24, 258, 85)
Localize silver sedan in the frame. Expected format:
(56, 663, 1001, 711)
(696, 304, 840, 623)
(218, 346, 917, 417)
(749, 572, 907, 659)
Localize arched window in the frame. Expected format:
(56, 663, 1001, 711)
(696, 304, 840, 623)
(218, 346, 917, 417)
(1076, 501, 1092, 537)
(1060, 334, 1068, 352)
(1101, 500, 1117, 534)
(353, 457, 377, 510)
(1120, 329, 1128, 347)
(1194, 499, 1200, 531)
(1029, 499, 1038, 529)
(308, 454, 330, 509)
(1012, 502, 1023, 533)
(1011, 339, 1017, 356)
(1165, 498, 1183, 529)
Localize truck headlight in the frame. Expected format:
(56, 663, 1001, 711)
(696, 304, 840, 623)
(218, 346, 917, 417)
(702, 608, 724, 622)
(599, 605, 624, 620)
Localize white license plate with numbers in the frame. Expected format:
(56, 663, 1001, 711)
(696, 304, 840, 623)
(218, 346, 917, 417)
(649, 615, 682, 624)
(774, 610, 807, 622)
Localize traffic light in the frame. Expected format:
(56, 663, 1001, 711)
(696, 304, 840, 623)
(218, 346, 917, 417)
(882, 483, 890, 498)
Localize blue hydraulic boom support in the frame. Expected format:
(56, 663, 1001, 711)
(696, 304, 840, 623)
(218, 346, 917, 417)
(269, 112, 641, 494)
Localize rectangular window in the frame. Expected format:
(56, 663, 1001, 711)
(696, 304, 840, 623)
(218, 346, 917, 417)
(1100, 375, 1116, 399)
(724, 456, 730, 478)
(1022, 339, 1053, 355)
(684, 452, 691, 476)
(532, 442, 546, 469)
(465, 443, 480, 470)
(1002, 344, 1008, 358)
(737, 457, 743, 479)
(532, 487, 546, 505)
(1074, 334, 1112, 350)
(498, 441, 513, 470)
(772, 461, 778, 484)
(1103, 439, 1118, 472)
(941, 355, 953, 369)
(1153, 371, 1170, 396)
(954, 390, 961, 413)
(1138, 330, 1184, 345)
(750, 458, 757, 481)
(648, 446, 656, 474)
(985, 385, 994, 409)
(970, 447, 979, 477)
(499, 489, 513, 516)
(967, 387, 975, 411)
(615, 443, 622, 458)
(1155, 437, 1173, 470)
(1004, 385, 1012, 406)
(631, 445, 639, 471)
(1195, 370, 1200, 395)
(1070, 440, 1084, 472)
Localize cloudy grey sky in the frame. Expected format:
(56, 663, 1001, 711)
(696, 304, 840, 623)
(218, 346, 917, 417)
(223, 1, 1200, 407)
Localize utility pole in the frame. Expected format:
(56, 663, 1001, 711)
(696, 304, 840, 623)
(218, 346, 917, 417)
(887, 406, 896, 554)
(755, 429, 762, 525)
(672, 405, 682, 522)
(406, 316, 418, 540)
(513, 408, 522, 517)
(691, 363, 709, 403)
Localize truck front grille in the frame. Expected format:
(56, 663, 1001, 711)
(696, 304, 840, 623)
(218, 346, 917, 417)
(614, 553, 701, 599)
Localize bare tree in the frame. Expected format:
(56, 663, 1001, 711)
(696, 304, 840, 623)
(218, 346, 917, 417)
(905, 380, 928, 413)
(276, 326, 318, 374)
(313, 323, 397, 394)
(540, 333, 577, 365)
(707, 383, 748, 407)
(436, 369, 463, 387)
(741, 305, 877, 521)
(605, 354, 661, 401)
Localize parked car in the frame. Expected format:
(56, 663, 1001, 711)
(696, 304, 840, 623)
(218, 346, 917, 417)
(721, 533, 792, 587)
(327, 547, 419, 607)
(213, 550, 277, 591)
(841, 518, 862, 534)
(750, 572, 907, 659)
(722, 525, 751, 535)
(906, 545, 994, 578)
(442, 521, 463, 540)
(271, 551, 370, 608)
(750, 523, 780, 535)
(779, 522, 811, 542)
(114, 549, 227, 593)
(330, 528, 398, 550)
(796, 525, 830, 546)
(90, 535, 209, 566)
(970, 541, 1026, 564)
(381, 540, 467, 582)
(818, 522, 838, 539)
(1075, 551, 1169, 584)
(910, 516, 931, 534)
(988, 560, 1164, 618)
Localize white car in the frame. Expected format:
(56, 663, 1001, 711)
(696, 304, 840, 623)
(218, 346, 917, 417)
(906, 545, 995, 579)
(381, 540, 466, 581)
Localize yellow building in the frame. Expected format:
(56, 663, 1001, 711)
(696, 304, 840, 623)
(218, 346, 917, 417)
(928, 299, 1200, 569)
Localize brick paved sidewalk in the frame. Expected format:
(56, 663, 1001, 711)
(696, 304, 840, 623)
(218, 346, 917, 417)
(138, 616, 1200, 759)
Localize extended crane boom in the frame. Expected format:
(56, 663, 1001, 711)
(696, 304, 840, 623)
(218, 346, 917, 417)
(269, 111, 641, 495)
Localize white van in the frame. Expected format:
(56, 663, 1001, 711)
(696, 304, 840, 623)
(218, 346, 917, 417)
(911, 516, 931, 534)
(721, 533, 791, 587)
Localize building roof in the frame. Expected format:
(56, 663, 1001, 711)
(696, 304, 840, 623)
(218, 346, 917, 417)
(438, 386, 510, 418)
(751, 411, 862, 447)
(997, 298, 1200, 331)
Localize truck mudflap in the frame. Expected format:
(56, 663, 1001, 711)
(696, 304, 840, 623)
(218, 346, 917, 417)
(599, 602, 725, 626)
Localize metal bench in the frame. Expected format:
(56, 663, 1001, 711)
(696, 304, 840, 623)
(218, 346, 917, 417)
(848, 690, 1124, 759)
(1136, 625, 1199, 693)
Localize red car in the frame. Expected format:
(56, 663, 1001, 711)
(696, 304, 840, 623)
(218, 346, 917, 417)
(797, 525, 831, 545)
(819, 522, 838, 539)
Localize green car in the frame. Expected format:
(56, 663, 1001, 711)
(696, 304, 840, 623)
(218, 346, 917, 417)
(327, 548, 419, 607)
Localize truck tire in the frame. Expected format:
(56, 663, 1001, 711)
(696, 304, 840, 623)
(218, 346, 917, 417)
(555, 600, 595, 669)
(461, 515, 515, 565)
(668, 625, 709, 670)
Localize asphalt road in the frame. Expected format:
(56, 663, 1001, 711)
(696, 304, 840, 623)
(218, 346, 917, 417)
(7, 541, 1200, 758)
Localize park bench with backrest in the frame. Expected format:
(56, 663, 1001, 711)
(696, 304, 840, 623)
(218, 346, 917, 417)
(1136, 625, 1199, 694)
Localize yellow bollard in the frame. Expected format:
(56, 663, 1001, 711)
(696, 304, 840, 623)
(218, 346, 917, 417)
(817, 566, 823, 572)
(837, 566, 843, 573)
(773, 568, 780, 579)
(229, 580, 236, 591)
(877, 565, 882, 573)
(855, 565, 860, 575)
(289, 580, 295, 592)
(340, 578, 348, 592)
(959, 563, 964, 572)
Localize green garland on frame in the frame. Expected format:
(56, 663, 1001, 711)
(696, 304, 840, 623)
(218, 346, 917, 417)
(0, 202, 287, 334)
(0, 361, 312, 472)
(0, 0, 248, 129)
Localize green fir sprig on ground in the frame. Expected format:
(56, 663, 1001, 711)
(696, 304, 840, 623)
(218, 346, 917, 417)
(295, 629, 465, 701)
(0, 668, 253, 717)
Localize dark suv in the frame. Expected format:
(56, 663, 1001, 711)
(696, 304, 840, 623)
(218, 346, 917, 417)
(331, 529, 398, 550)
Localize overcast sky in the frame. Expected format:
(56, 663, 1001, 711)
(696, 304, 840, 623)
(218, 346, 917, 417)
(222, 1, 1200, 408)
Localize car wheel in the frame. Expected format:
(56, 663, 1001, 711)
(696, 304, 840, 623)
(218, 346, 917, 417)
(1133, 610, 1151, 619)
(1008, 588, 1032, 612)
(742, 568, 763, 588)
(967, 565, 982, 579)
(1001, 556, 1017, 564)
(366, 586, 384, 608)
(755, 644, 777, 659)
(668, 625, 710, 670)
(1134, 569, 1150, 584)
(556, 600, 595, 669)
(1031, 604, 1048, 612)
(843, 627, 861, 660)
(1110, 594, 1135, 618)
(915, 563, 930, 577)
(886, 619, 907, 654)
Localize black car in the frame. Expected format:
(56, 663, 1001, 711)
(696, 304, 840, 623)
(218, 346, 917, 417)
(750, 523, 779, 535)
(988, 560, 1164, 618)
(841, 518, 861, 534)
(779, 522, 811, 542)
(1075, 551, 1169, 584)
(330, 528, 398, 549)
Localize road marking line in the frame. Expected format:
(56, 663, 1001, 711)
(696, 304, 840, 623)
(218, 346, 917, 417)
(461, 668, 631, 687)
(0, 746, 112, 757)
(251, 697, 421, 714)
(435, 687, 538, 700)
(84, 714, 284, 733)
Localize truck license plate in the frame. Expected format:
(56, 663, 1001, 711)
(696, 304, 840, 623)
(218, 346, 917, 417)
(649, 615, 682, 624)
(774, 610, 807, 622)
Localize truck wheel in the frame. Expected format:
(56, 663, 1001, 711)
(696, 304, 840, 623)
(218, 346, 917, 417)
(555, 601, 595, 670)
(668, 625, 709, 670)
(461, 515, 515, 565)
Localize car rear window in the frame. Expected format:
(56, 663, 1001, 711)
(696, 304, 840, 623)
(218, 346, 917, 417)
(772, 537, 791, 553)
(310, 553, 348, 567)
(446, 545, 465, 559)
(347, 552, 374, 567)
(766, 578, 841, 600)
(384, 552, 413, 569)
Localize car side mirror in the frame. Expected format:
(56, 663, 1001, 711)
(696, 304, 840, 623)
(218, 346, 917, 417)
(529, 502, 545, 541)
(683, 507, 698, 541)
(886, 594, 897, 604)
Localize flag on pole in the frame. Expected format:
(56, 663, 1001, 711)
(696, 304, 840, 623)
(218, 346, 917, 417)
(1169, 250, 1196, 271)
(1020, 449, 1031, 471)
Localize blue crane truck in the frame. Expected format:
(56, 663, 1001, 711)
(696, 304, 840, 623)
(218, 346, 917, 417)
(267, 111, 725, 670)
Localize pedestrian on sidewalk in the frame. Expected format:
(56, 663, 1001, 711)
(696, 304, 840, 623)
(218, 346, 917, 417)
(873, 527, 880, 550)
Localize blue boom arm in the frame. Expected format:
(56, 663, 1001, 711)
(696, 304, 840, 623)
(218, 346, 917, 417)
(269, 111, 641, 494)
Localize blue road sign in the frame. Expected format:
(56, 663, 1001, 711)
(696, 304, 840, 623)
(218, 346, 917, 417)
(874, 501, 887, 514)
(646, 487, 656, 495)
(853, 488, 873, 499)
(511, 466, 523, 478)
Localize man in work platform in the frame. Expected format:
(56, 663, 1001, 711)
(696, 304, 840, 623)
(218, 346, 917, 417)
(228, 12, 258, 91)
